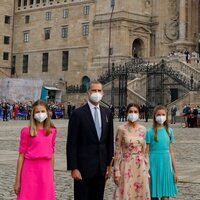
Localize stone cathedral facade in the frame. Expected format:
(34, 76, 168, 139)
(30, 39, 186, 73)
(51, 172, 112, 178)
(0, 0, 200, 100)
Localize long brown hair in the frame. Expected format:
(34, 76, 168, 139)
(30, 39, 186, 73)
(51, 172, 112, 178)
(153, 105, 171, 142)
(30, 100, 55, 136)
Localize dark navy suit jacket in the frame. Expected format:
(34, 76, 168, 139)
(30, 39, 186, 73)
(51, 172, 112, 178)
(67, 103, 114, 179)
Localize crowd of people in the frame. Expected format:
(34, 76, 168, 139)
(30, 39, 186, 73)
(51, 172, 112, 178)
(168, 49, 199, 64)
(112, 103, 200, 128)
(111, 104, 151, 123)
(168, 104, 200, 128)
(14, 81, 180, 200)
(182, 104, 200, 128)
(0, 101, 65, 121)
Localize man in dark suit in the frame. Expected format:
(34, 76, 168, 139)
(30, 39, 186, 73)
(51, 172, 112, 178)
(67, 80, 114, 200)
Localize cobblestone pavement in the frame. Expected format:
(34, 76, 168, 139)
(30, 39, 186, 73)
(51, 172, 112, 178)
(0, 119, 200, 200)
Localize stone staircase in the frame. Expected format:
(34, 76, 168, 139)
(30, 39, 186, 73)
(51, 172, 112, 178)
(100, 58, 200, 107)
(142, 56, 200, 86)
(127, 77, 146, 105)
(165, 59, 200, 89)
(127, 60, 200, 107)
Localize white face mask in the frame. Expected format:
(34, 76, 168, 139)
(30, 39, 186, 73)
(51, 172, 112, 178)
(127, 113, 139, 122)
(89, 92, 103, 103)
(155, 115, 166, 125)
(34, 112, 48, 123)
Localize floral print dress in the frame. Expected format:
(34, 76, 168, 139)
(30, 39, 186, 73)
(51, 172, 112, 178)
(114, 123, 150, 200)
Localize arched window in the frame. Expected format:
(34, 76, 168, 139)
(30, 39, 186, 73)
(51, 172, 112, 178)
(81, 76, 90, 92)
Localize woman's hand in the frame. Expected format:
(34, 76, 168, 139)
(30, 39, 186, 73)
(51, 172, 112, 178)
(174, 172, 178, 183)
(14, 181, 20, 195)
(114, 176, 121, 186)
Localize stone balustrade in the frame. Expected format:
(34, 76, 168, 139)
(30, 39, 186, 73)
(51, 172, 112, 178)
(166, 60, 200, 86)
(127, 89, 146, 105)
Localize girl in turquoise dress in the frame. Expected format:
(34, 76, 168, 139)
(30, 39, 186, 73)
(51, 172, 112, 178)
(145, 105, 178, 200)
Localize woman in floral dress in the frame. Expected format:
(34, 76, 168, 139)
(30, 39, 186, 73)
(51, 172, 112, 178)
(114, 103, 150, 200)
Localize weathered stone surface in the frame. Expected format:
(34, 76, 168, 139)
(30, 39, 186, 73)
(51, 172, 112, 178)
(0, 119, 200, 200)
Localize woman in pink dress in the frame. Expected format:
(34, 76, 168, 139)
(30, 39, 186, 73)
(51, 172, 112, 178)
(113, 103, 150, 200)
(14, 100, 57, 200)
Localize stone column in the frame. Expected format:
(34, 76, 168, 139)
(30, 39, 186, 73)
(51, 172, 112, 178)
(179, 0, 186, 40)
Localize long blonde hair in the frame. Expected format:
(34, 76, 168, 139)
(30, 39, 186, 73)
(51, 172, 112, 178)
(30, 100, 55, 136)
(153, 105, 171, 142)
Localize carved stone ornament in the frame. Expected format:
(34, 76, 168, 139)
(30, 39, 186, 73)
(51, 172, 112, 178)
(164, 0, 179, 41)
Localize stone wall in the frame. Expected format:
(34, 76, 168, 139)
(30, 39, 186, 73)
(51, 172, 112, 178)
(0, 0, 14, 76)
(61, 92, 87, 113)
(0, 78, 43, 102)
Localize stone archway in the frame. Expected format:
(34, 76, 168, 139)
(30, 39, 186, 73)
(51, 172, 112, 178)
(132, 38, 144, 58)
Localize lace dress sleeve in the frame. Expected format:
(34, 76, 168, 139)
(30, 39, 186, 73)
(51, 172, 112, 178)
(114, 126, 123, 177)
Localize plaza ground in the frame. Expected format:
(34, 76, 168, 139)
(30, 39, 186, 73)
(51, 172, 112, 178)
(0, 119, 200, 200)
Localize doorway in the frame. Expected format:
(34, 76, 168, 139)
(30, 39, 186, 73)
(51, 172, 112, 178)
(132, 39, 144, 58)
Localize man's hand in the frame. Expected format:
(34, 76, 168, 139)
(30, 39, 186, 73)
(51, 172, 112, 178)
(71, 169, 82, 180)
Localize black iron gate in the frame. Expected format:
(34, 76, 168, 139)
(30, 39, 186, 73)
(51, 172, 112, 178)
(118, 68, 128, 108)
(146, 62, 165, 106)
(99, 58, 199, 112)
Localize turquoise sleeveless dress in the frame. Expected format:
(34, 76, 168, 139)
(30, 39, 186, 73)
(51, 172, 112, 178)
(146, 127, 178, 198)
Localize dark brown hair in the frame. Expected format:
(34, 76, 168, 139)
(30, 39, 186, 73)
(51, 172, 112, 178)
(87, 80, 103, 91)
(126, 103, 140, 114)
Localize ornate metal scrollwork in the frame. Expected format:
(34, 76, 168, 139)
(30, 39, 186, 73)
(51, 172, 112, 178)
(66, 58, 199, 99)
(66, 84, 87, 93)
